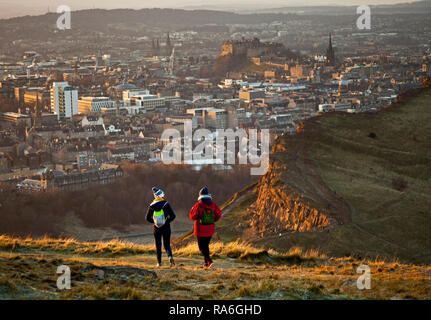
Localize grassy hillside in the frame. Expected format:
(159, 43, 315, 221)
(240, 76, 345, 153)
(216, 87, 431, 264)
(0, 236, 430, 300)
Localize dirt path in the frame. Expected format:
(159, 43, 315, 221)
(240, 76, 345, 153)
(220, 189, 255, 216)
(86, 229, 190, 244)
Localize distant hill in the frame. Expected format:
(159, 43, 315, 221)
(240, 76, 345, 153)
(0, 8, 301, 43)
(212, 54, 251, 77)
(2, 0, 431, 19)
(1, 5, 430, 42)
(215, 86, 431, 264)
(252, 0, 431, 14)
(1, 0, 431, 27)
(0, 8, 297, 29)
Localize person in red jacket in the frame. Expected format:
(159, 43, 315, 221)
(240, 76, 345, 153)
(189, 187, 222, 268)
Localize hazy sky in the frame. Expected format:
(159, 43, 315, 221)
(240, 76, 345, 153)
(0, 0, 422, 19)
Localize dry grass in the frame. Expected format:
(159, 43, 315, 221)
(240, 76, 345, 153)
(0, 236, 429, 300)
(174, 240, 325, 264)
(0, 235, 155, 256)
(0, 236, 323, 265)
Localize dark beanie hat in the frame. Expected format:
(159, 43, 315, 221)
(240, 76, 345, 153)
(152, 187, 164, 198)
(198, 187, 211, 200)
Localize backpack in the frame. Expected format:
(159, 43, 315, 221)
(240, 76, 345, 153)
(200, 208, 215, 225)
(153, 203, 167, 228)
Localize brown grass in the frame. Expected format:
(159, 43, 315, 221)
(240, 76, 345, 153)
(0, 236, 430, 300)
(0, 236, 323, 265)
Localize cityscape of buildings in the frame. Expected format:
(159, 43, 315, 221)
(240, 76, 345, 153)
(0, 8, 430, 192)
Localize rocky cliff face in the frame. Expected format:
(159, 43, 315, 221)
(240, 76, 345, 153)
(248, 160, 334, 236)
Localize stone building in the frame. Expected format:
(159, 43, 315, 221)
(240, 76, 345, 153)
(38, 164, 123, 192)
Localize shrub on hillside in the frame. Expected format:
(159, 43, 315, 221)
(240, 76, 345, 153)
(392, 176, 408, 191)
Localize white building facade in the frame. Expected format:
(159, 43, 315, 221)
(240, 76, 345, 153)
(78, 97, 115, 114)
(50, 82, 78, 120)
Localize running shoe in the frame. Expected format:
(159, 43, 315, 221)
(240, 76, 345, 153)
(169, 256, 176, 267)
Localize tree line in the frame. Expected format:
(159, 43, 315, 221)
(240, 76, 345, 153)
(0, 163, 257, 237)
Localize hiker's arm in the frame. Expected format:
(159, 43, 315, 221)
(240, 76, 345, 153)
(214, 204, 222, 222)
(146, 207, 154, 223)
(165, 203, 176, 223)
(189, 203, 200, 221)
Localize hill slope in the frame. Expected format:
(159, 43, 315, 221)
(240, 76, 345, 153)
(217, 87, 431, 264)
(0, 236, 430, 300)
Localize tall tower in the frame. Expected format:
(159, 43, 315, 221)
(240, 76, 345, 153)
(151, 38, 156, 57)
(338, 75, 343, 97)
(169, 48, 175, 76)
(156, 39, 160, 56)
(166, 32, 173, 56)
(326, 33, 335, 66)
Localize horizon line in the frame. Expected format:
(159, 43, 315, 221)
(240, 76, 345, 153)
(0, 0, 428, 20)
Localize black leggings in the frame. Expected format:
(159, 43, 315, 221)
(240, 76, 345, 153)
(197, 236, 212, 263)
(154, 225, 173, 264)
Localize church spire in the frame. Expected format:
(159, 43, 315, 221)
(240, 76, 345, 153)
(166, 32, 172, 56)
(166, 32, 171, 47)
(326, 33, 335, 66)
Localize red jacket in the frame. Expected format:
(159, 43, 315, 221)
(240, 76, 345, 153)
(189, 200, 222, 237)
